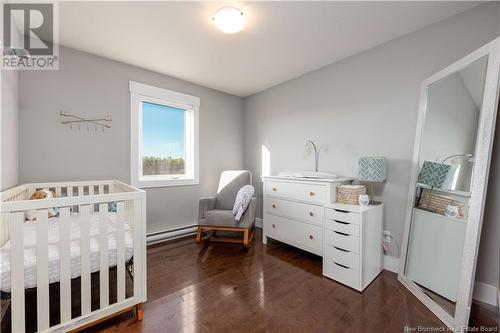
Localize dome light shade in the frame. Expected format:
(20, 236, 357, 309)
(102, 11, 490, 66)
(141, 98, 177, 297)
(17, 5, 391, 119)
(212, 6, 245, 34)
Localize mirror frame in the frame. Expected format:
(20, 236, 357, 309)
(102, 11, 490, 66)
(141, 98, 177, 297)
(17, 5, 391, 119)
(398, 37, 500, 331)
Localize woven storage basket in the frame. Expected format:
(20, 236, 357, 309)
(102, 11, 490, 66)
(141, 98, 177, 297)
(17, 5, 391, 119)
(418, 189, 465, 218)
(337, 185, 366, 205)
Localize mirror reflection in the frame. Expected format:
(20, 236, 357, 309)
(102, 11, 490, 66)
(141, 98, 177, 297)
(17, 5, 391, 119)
(405, 56, 488, 316)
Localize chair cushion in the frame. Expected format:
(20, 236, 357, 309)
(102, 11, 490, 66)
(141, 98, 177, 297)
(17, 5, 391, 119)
(215, 171, 252, 210)
(201, 209, 253, 228)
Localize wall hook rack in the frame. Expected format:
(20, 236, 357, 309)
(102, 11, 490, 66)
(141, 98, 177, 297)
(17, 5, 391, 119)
(60, 111, 112, 131)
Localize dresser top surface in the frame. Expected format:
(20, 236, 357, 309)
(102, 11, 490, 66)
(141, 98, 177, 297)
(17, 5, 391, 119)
(325, 202, 383, 212)
(262, 175, 353, 183)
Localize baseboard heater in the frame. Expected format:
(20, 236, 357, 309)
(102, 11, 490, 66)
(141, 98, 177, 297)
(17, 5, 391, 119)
(146, 225, 197, 245)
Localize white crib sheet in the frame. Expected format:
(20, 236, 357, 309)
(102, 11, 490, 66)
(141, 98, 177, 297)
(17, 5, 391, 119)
(0, 212, 134, 293)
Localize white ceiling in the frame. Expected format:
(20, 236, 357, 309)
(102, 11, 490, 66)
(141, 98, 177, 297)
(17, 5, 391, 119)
(57, 1, 481, 97)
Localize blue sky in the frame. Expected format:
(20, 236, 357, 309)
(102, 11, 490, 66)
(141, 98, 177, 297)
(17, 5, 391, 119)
(142, 102, 185, 158)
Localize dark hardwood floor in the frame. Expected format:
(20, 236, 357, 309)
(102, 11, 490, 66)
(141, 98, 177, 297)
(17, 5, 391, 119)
(86, 229, 499, 333)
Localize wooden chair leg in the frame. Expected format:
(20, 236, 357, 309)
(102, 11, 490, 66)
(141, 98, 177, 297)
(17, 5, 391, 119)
(196, 226, 203, 243)
(136, 303, 144, 321)
(243, 228, 250, 248)
(248, 225, 255, 243)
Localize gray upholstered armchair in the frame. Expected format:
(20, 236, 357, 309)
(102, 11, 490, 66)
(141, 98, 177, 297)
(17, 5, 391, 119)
(196, 170, 256, 247)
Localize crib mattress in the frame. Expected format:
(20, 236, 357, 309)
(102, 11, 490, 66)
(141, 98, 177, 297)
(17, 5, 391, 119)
(0, 212, 134, 293)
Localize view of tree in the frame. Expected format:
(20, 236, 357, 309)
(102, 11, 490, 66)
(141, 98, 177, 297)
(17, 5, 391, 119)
(143, 156, 185, 175)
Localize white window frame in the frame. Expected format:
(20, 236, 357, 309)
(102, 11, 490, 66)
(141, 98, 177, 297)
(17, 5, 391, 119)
(130, 81, 199, 188)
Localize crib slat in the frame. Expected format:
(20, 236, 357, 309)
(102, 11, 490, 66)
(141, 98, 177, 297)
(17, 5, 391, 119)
(89, 185, 94, 195)
(67, 186, 73, 197)
(116, 202, 126, 302)
(36, 210, 50, 331)
(78, 186, 84, 196)
(59, 207, 72, 322)
(98, 184, 104, 195)
(80, 205, 92, 315)
(10, 212, 25, 333)
(0, 213, 9, 247)
(133, 199, 142, 298)
(55, 187, 62, 197)
(99, 203, 109, 308)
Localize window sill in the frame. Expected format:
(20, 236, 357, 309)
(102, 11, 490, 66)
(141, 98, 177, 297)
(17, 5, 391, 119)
(133, 178, 199, 189)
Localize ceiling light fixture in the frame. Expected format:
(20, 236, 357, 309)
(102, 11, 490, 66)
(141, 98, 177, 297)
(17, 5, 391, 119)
(212, 6, 245, 34)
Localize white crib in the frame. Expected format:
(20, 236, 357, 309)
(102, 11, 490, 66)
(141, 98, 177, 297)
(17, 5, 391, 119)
(0, 180, 146, 333)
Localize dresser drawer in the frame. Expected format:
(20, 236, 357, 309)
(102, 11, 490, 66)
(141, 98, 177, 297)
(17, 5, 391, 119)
(265, 198, 324, 226)
(324, 229, 360, 253)
(264, 213, 288, 241)
(325, 218, 359, 236)
(324, 244, 360, 271)
(325, 208, 360, 225)
(264, 213, 322, 254)
(265, 180, 326, 204)
(324, 260, 360, 290)
(288, 219, 322, 253)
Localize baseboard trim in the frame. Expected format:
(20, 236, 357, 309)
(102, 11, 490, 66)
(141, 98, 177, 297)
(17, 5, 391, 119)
(383, 255, 400, 273)
(147, 218, 263, 245)
(146, 225, 197, 245)
(473, 281, 499, 307)
(255, 217, 263, 229)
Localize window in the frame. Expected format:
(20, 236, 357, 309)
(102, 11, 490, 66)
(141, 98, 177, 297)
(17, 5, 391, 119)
(130, 81, 199, 188)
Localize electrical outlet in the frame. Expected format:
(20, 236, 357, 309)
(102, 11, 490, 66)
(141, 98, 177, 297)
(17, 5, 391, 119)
(383, 230, 392, 243)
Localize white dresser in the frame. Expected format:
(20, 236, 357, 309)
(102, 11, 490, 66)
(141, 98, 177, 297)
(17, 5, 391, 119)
(262, 176, 350, 256)
(323, 203, 383, 291)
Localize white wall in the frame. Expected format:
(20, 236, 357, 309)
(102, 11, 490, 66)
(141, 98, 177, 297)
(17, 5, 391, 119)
(243, 2, 500, 287)
(19, 46, 244, 234)
(1, 68, 19, 191)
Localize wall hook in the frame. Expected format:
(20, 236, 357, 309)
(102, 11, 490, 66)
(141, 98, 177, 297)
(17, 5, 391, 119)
(60, 110, 112, 131)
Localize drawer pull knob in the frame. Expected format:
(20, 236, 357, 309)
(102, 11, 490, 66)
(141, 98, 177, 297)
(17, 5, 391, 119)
(334, 220, 349, 225)
(272, 187, 277, 191)
(334, 246, 349, 252)
(309, 212, 314, 217)
(334, 230, 350, 236)
(272, 204, 276, 208)
(333, 262, 350, 269)
(309, 192, 315, 196)
(309, 235, 314, 240)
(272, 224, 276, 228)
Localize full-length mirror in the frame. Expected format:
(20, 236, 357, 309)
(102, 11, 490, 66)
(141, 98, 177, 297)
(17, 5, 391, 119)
(406, 55, 487, 316)
(399, 38, 500, 330)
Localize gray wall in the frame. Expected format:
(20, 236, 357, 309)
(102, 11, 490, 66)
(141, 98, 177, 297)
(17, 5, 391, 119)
(15, 2, 500, 289)
(477, 104, 500, 287)
(243, 2, 500, 286)
(421, 71, 480, 192)
(19, 46, 244, 234)
(1, 68, 19, 191)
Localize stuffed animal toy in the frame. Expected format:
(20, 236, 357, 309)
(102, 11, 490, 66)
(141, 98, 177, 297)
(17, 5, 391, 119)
(26, 190, 58, 221)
